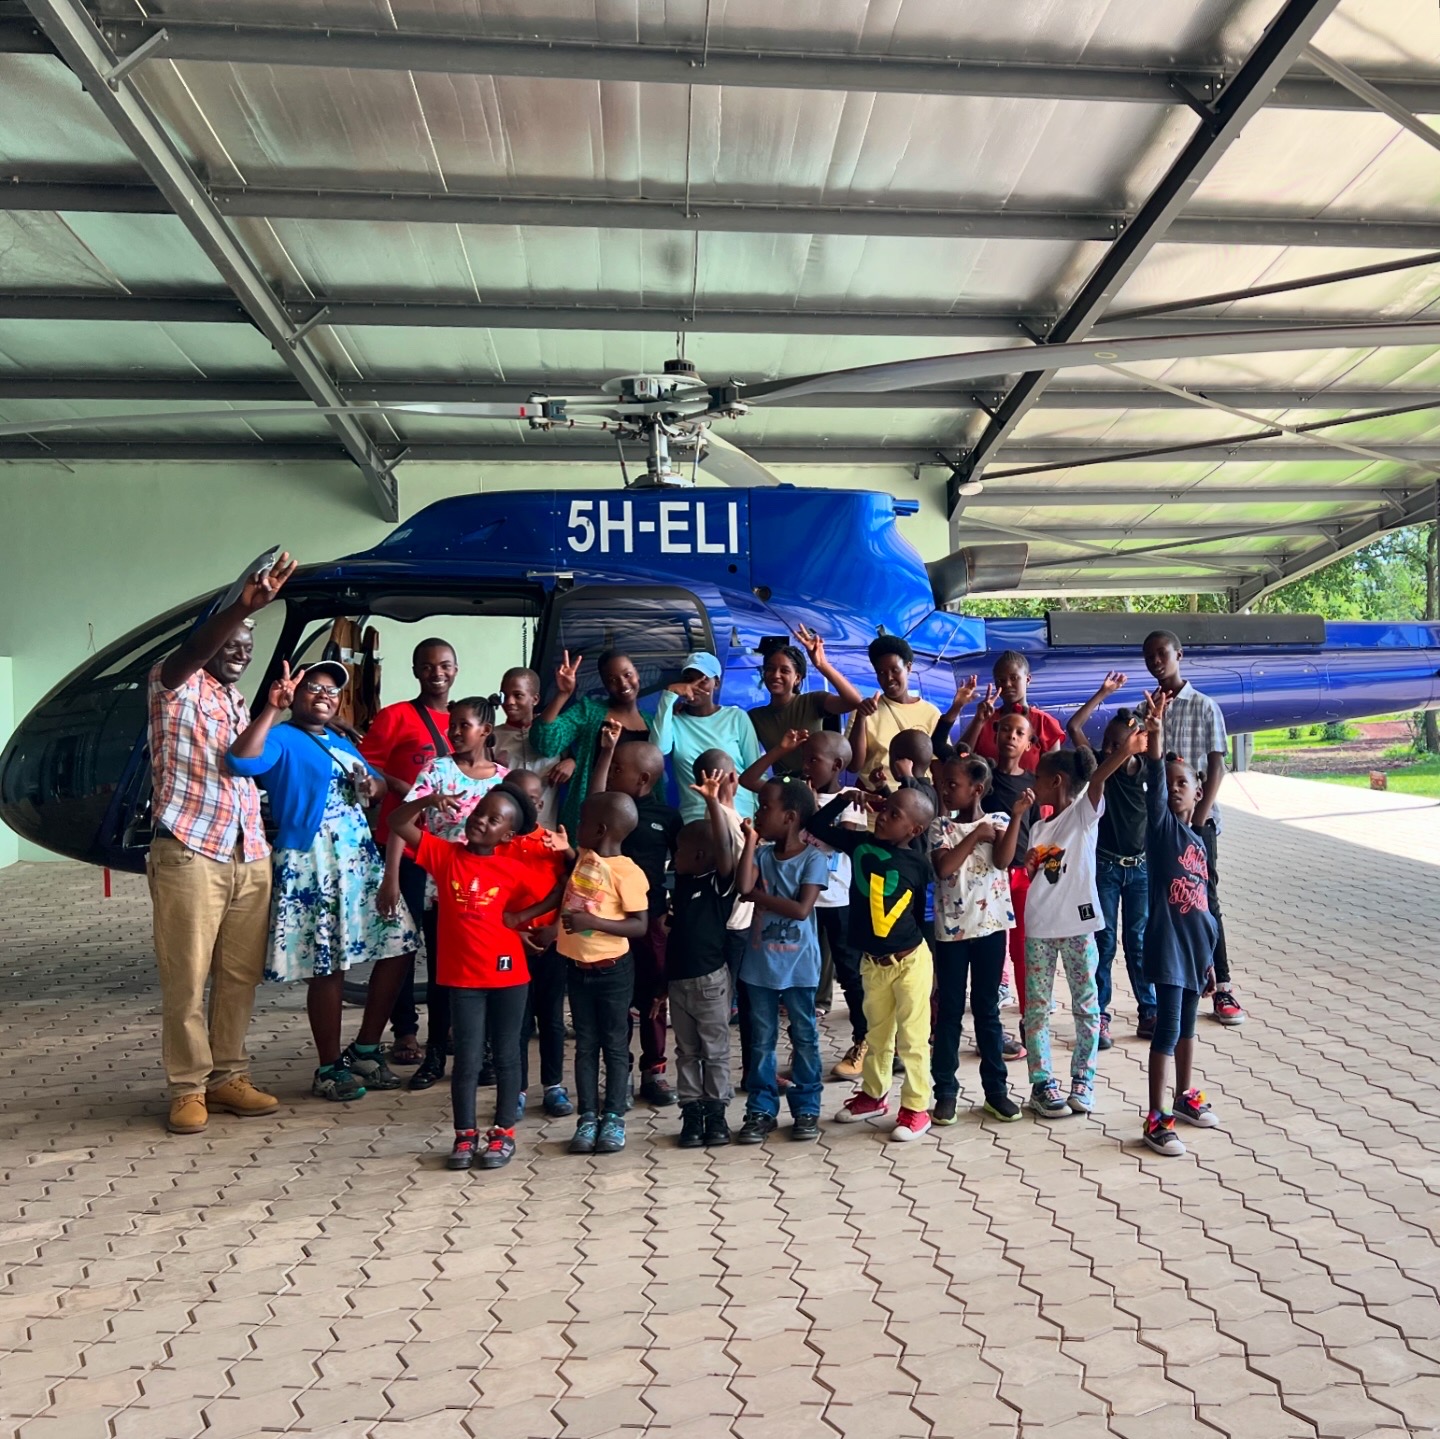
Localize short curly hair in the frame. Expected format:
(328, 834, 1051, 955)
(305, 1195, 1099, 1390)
(867, 634, 914, 668)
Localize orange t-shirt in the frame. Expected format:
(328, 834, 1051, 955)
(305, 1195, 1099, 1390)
(555, 850, 651, 964)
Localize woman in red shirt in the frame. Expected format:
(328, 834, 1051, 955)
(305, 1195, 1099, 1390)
(390, 782, 567, 1172)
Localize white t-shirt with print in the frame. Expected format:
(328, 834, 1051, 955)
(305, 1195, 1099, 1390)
(930, 814, 1015, 940)
(805, 796, 866, 908)
(1023, 792, 1106, 940)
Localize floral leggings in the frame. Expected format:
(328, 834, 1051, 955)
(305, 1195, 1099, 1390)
(1023, 935, 1100, 1088)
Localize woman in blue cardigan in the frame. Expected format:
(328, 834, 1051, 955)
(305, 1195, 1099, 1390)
(229, 660, 418, 1102)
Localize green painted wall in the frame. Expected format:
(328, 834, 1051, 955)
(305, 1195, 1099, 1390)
(0, 458, 942, 862)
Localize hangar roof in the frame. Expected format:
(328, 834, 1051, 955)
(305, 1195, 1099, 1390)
(2, 0, 1440, 604)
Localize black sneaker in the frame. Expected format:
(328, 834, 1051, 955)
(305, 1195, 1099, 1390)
(1097, 1013, 1113, 1051)
(933, 1096, 959, 1126)
(983, 1093, 1023, 1123)
(447, 1130, 479, 1170)
(408, 1047, 446, 1091)
(640, 1069, 676, 1107)
(477, 1127, 516, 1169)
(790, 1112, 821, 1142)
(737, 1111, 777, 1145)
(476, 1061, 496, 1087)
(1137, 1011, 1157, 1042)
(892, 1055, 906, 1075)
(678, 1103, 706, 1149)
(703, 1101, 732, 1147)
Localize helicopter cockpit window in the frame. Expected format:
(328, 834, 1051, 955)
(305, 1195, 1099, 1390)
(541, 587, 715, 703)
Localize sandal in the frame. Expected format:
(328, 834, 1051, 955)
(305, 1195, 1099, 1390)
(389, 1034, 424, 1066)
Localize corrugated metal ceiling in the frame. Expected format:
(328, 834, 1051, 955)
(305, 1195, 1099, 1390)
(1, 0, 1438, 600)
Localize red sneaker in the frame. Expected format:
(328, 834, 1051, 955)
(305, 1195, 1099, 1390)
(835, 1091, 889, 1123)
(1212, 990, 1246, 1027)
(888, 1108, 932, 1143)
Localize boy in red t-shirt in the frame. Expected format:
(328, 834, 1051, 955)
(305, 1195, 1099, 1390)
(391, 781, 566, 1171)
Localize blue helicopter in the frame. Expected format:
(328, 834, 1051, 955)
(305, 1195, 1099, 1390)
(4, 481, 1438, 873)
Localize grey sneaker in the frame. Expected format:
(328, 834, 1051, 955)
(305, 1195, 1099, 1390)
(1029, 1080, 1069, 1119)
(1144, 1113, 1185, 1156)
(312, 1065, 366, 1102)
(341, 1044, 401, 1091)
(595, 1113, 626, 1154)
(1067, 1079, 1096, 1114)
(569, 1114, 598, 1154)
(1175, 1088, 1219, 1128)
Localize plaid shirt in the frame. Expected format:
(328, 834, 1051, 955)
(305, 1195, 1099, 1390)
(147, 662, 269, 863)
(1156, 680, 1228, 829)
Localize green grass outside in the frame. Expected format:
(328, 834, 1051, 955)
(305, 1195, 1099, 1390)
(1308, 756, 1440, 799)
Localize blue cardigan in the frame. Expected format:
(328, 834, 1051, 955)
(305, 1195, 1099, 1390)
(227, 723, 380, 852)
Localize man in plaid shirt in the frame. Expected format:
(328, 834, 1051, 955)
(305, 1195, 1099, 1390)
(147, 553, 296, 1135)
(1142, 630, 1246, 1028)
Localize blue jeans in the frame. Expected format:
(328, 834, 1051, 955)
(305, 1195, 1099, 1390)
(742, 983, 822, 1119)
(1095, 856, 1155, 1018)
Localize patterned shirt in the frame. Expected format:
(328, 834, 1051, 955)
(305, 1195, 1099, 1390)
(147, 662, 268, 863)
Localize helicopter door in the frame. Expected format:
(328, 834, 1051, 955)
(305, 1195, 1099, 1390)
(537, 586, 716, 702)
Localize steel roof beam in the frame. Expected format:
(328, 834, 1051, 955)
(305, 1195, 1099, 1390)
(984, 578, 1243, 595)
(993, 442, 1440, 466)
(2, 15, 1431, 116)
(1235, 483, 1440, 606)
(962, 485, 1424, 507)
(946, 0, 1346, 514)
(6, 375, 1434, 412)
(0, 292, 1429, 341)
(17, 0, 399, 519)
(963, 522, 1343, 541)
(4, 176, 1436, 249)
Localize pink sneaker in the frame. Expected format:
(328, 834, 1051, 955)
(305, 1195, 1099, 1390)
(888, 1108, 933, 1143)
(835, 1092, 889, 1123)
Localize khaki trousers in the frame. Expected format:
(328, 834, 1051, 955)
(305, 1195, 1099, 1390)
(859, 943, 934, 1113)
(147, 834, 271, 1097)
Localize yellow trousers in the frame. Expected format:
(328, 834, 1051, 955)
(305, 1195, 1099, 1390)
(859, 944, 934, 1113)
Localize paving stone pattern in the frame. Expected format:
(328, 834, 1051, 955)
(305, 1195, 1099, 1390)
(2, 773, 1438, 1439)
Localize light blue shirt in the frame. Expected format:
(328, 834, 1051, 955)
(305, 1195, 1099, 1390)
(739, 843, 829, 990)
(650, 691, 763, 822)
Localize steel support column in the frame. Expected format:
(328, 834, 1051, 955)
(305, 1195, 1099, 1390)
(946, 0, 1345, 515)
(20, 0, 399, 518)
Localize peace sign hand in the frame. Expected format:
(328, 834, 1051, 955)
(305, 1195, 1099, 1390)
(241, 552, 296, 614)
(554, 649, 583, 698)
(793, 624, 825, 665)
(268, 661, 306, 711)
(974, 684, 997, 724)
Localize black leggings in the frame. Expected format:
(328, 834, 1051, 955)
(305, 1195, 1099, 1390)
(1150, 984, 1201, 1059)
(520, 944, 567, 1091)
(450, 985, 529, 1132)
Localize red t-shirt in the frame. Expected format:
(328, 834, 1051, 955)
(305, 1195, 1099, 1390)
(415, 832, 554, 988)
(971, 703, 1066, 774)
(507, 828, 569, 930)
(359, 700, 451, 843)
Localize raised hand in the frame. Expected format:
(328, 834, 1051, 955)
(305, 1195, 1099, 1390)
(267, 660, 306, 711)
(974, 683, 997, 725)
(667, 679, 699, 704)
(241, 552, 296, 614)
(1099, 669, 1127, 697)
(794, 624, 825, 666)
(951, 674, 979, 711)
(597, 716, 624, 754)
(554, 649, 583, 698)
(739, 816, 757, 845)
(893, 757, 915, 779)
(1010, 786, 1036, 817)
(690, 768, 726, 803)
(1146, 687, 1171, 722)
(429, 793, 464, 823)
(780, 727, 811, 752)
(856, 692, 880, 718)
(543, 825, 571, 852)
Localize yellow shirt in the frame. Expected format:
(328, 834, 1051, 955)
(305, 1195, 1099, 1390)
(556, 850, 651, 964)
(860, 696, 942, 787)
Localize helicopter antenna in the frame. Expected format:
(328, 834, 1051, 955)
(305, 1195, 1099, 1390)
(614, 433, 632, 488)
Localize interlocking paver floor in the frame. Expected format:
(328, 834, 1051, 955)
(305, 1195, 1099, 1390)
(2, 771, 1437, 1439)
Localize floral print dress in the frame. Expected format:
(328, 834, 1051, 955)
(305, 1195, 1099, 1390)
(267, 773, 418, 983)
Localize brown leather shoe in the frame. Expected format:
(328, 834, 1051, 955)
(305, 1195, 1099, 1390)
(832, 1040, 867, 1081)
(205, 1075, 279, 1117)
(167, 1094, 208, 1134)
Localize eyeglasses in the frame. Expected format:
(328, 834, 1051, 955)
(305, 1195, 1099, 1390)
(301, 682, 342, 697)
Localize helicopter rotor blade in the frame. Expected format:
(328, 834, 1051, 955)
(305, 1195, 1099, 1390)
(698, 430, 782, 488)
(0, 400, 543, 441)
(742, 321, 1440, 405)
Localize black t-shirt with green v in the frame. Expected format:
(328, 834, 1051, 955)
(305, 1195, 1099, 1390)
(805, 794, 932, 957)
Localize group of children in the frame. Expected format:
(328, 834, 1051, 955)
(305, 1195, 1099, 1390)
(227, 626, 1235, 1169)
